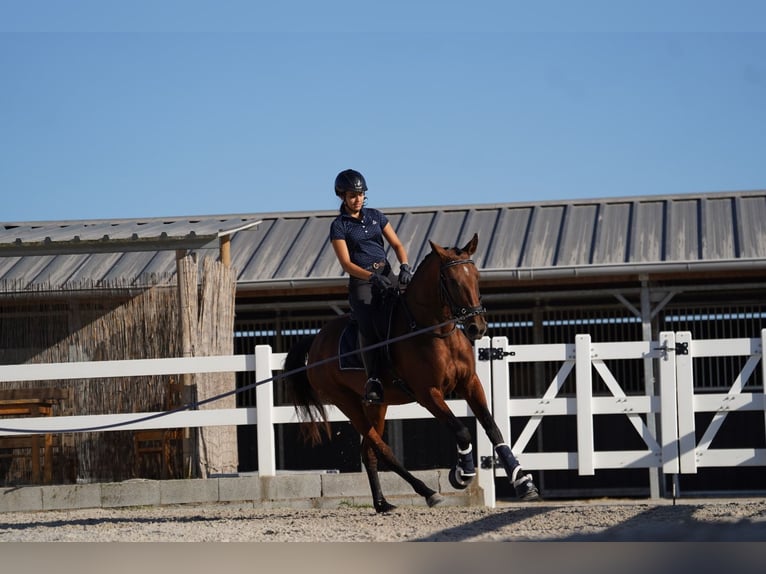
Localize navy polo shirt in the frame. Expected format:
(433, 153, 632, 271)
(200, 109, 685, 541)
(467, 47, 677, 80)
(330, 206, 389, 270)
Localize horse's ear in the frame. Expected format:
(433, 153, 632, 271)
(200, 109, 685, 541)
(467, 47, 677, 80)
(429, 240, 450, 261)
(461, 233, 479, 256)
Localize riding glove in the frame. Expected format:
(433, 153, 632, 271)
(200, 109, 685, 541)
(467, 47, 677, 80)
(369, 273, 393, 291)
(398, 263, 413, 286)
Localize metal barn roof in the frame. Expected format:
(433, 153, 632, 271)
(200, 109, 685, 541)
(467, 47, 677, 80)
(2, 189, 766, 293)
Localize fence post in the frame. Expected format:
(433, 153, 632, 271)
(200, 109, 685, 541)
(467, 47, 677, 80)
(575, 334, 595, 475)
(658, 331, 680, 474)
(474, 336, 496, 508)
(491, 336, 513, 454)
(675, 331, 696, 473)
(761, 329, 766, 460)
(255, 344, 276, 476)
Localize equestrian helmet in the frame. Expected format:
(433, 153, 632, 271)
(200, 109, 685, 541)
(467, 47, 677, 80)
(334, 169, 368, 197)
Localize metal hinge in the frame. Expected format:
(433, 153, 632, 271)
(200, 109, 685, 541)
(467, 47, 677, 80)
(477, 348, 516, 361)
(653, 341, 689, 356)
(480, 455, 498, 469)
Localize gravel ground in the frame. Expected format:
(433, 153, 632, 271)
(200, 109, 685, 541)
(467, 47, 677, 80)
(2, 498, 766, 542)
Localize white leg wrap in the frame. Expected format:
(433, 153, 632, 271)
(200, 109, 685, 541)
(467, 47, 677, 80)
(511, 465, 532, 487)
(457, 444, 473, 456)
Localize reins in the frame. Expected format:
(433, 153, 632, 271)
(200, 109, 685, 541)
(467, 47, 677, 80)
(0, 316, 459, 436)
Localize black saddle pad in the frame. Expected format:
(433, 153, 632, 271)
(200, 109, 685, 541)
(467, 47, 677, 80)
(338, 322, 364, 371)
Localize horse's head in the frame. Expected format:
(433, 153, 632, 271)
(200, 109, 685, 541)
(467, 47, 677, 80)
(428, 233, 488, 341)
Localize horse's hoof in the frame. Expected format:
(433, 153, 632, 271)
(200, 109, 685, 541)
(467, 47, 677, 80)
(375, 500, 397, 513)
(514, 474, 541, 501)
(448, 466, 474, 490)
(426, 493, 445, 507)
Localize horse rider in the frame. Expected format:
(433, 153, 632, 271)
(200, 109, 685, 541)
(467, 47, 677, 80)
(330, 168, 413, 404)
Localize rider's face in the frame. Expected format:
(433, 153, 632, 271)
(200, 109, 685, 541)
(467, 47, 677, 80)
(343, 191, 365, 213)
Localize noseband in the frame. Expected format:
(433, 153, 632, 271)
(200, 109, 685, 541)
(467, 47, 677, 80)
(440, 259, 486, 323)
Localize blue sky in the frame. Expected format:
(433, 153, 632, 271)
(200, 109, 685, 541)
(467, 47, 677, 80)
(1, 1, 765, 222)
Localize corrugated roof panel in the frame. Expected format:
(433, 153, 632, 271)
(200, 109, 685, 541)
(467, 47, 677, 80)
(412, 210, 472, 263)
(0, 256, 21, 280)
(0, 255, 56, 287)
(231, 219, 274, 281)
(274, 217, 330, 279)
(630, 200, 665, 262)
(242, 217, 308, 280)
(0, 226, 21, 242)
(557, 204, 599, 266)
(0, 224, 48, 243)
(381, 211, 419, 269)
(737, 195, 766, 258)
(592, 202, 631, 265)
(136, 251, 178, 279)
(485, 206, 532, 269)
(458, 209, 501, 268)
(428, 210, 474, 248)
(521, 205, 566, 268)
(390, 210, 439, 265)
(100, 252, 158, 284)
(3, 190, 766, 292)
(304, 216, 345, 278)
(667, 198, 700, 261)
(63, 253, 124, 285)
(13, 223, 91, 243)
(702, 197, 736, 260)
(0, 216, 258, 248)
(24, 254, 91, 288)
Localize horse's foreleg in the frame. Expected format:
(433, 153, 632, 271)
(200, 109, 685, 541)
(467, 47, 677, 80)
(415, 390, 479, 489)
(463, 375, 540, 501)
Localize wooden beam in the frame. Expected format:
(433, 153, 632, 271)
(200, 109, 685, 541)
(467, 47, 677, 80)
(219, 235, 231, 267)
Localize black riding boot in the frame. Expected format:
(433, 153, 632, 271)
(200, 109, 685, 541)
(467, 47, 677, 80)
(359, 332, 384, 405)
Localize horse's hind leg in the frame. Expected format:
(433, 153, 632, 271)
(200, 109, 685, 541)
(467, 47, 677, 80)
(351, 404, 444, 513)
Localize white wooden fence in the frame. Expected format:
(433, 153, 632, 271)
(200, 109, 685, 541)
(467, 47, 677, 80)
(1, 330, 764, 508)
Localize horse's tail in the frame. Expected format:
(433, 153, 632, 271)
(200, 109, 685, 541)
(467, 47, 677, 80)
(283, 335, 332, 446)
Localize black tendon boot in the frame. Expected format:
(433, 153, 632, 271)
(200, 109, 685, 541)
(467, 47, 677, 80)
(495, 443, 540, 501)
(359, 333, 384, 405)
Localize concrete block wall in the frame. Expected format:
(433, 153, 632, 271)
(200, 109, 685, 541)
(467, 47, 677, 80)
(0, 469, 484, 513)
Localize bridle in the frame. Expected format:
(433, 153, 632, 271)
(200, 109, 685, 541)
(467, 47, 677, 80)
(439, 258, 487, 323)
(398, 255, 487, 338)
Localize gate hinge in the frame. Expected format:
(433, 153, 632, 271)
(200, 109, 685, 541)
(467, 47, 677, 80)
(478, 348, 516, 361)
(480, 455, 498, 469)
(654, 341, 689, 356)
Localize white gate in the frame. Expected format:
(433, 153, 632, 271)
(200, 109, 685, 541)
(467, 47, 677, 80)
(475, 330, 766, 507)
(674, 331, 766, 472)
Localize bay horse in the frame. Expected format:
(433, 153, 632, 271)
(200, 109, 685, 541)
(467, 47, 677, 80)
(284, 233, 539, 512)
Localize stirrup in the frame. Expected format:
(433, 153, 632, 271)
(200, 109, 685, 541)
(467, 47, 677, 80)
(363, 377, 384, 405)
